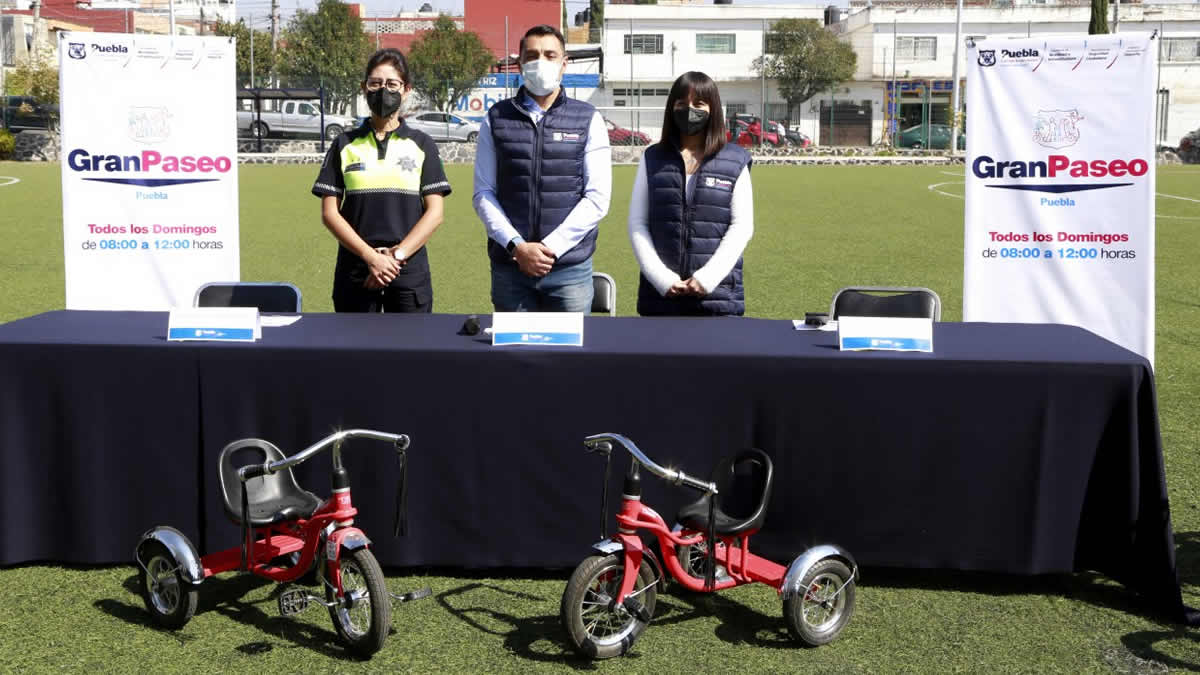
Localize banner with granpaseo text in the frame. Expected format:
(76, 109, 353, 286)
(964, 34, 1156, 362)
(59, 32, 239, 310)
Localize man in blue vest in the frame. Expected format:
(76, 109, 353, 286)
(473, 24, 611, 312)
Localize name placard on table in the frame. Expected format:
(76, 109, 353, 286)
(492, 312, 584, 347)
(838, 316, 933, 352)
(167, 307, 261, 342)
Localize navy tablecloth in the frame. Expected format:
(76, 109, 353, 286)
(0, 310, 1183, 619)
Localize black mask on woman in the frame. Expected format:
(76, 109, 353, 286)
(367, 88, 403, 119)
(674, 106, 710, 136)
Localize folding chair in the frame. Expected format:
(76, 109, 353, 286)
(830, 286, 941, 321)
(194, 282, 303, 313)
(591, 272, 616, 316)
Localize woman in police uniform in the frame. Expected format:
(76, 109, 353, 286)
(312, 48, 452, 312)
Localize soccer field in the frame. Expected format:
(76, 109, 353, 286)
(1, 160, 1199, 672)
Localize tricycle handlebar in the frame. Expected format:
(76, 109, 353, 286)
(238, 429, 409, 482)
(584, 433, 717, 495)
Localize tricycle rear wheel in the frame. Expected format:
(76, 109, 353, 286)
(326, 548, 391, 657)
(138, 540, 198, 630)
(783, 557, 855, 646)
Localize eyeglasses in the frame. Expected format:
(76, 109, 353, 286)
(365, 78, 405, 93)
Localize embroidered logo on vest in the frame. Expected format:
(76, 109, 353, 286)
(553, 132, 583, 142)
(705, 176, 734, 191)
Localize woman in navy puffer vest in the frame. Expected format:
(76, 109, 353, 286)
(628, 71, 754, 316)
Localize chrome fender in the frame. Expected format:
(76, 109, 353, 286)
(135, 526, 204, 585)
(781, 544, 858, 603)
(326, 528, 371, 563)
(591, 537, 667, 590)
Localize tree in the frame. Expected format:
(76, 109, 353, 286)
(752, 19, 857, 122)
(5, 55, 58, 104)
(276, 0, 373, 114)
(213, 19, 276, 88)
(588, 0, 603, 44)
(1089, 0, 1110, 34)
(405, 16, 494, 113)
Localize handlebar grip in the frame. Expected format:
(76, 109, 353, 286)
(676, 471, 717, 494)
(584, 440, 613, 454)
(239, 463, 270, 481)
(394, 434, 411, 451)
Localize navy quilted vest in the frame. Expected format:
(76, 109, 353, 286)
(486, 88, 597, 266)
(637, 141, 752, 316)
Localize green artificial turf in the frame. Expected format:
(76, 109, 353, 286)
(0, 160, 1198, 672)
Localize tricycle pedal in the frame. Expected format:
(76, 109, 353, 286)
(389, 586, 432, 604)
(278, 586, 315, 616)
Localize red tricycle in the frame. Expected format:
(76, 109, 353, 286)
(560, 433, 858, 659)
(135, 429, 428, 657)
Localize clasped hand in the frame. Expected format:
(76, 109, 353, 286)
(364, 246, 405, 289)
(665, 277, 706, 298)
(513, 242, 556, 278)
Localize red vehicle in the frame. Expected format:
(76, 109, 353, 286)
(605, 117, 652, 146)
(560, 433, 857, 659)
(135, 429, 427, 657)
(727, 117, 784, 147)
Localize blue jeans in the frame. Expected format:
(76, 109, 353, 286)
(490, 258, 594, 312)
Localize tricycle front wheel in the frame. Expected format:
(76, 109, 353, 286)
(560, 553, 657, 659)
(138, 540, 198, 630)
(326, 548, 391, 657)
(783, 557, 855, 646)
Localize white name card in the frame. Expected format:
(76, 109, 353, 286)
(838, 316, 933, 352)
(492, 311, 584, 347)
(168, 307, 261, 342)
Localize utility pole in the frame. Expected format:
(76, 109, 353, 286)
(200, 7, 205, 36)
(168, 0, 176, 36)
(30, 0, 41, 60)
(760, 18, 766, 148)
(271, 0, 280, 51)
(375, 14, 380, 50)
(0, 6, 6, 103)
(949, 0, 964, 156)
(1113, 0, 1120, 33)
(250, 16, 255, 89)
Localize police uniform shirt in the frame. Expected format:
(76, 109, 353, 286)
(311, 120, 452, 288)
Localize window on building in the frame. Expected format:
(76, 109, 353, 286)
(897, 36, 937, 61)
(726, 103, 748, 119)
(696, 33, 736, 54)
(1163, 38, 1200, 62)
(614, 100, 627, 107)
(624, 34, 664, 55)
(613, 88, 627, 96)
(765, 33, 787, 55)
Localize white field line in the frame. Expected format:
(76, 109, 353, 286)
(0, 176, 20, 187)
(926, 180, 1199, 219)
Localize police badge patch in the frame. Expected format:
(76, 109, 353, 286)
(396, 156, 419, 172)
(977, 50, 996, 67)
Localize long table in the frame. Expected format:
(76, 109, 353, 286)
(0, 310, 1186, 619)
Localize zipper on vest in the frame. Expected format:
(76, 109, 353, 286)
(532, 116, 544, 240)
(680, 159, 692, 278)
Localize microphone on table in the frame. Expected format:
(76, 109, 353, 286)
(459, 315, 480, 336)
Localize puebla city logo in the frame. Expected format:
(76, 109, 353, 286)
(1033, 109, 1084, 149)
(977, 49, 996, 67)
(68, 43, 86, 59)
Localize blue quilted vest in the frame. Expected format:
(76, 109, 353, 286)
(486, 88, 597, 266)
(637, 141, 752, 316)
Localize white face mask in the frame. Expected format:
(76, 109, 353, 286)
(521, 58, 562, 97)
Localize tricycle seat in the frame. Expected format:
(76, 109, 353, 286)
(219, 439, 323, 527)
(675, 448, 773, 537)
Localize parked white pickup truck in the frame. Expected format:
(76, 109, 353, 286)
(237, 100, 357, 141)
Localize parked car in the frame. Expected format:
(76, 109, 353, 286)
(236, 100, 356, 141)
(406, 111, 480, 142)
(1178, 127, 1200, 164)
(604, 117, 651, 146)
(897, 123, 965, 150)
(3, 96, 58, 132)
(727, 117, 783, 147)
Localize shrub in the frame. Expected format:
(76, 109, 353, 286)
(0, 129, 15, 159)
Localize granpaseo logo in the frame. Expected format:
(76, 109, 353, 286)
(67, 149, 232, 187)
(972, 154, 1148, 194)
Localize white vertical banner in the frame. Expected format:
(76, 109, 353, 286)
(964, 34, 1156, 362)
(59, 33, 239, 310)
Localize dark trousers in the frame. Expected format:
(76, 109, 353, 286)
(333, 282, 432, 313)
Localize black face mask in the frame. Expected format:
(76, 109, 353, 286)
(366, 88, 403, 119)
(674, 106, 710, 136)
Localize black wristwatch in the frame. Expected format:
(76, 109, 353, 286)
(506, 238, 522, 256)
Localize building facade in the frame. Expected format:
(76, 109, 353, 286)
(602, 1, 1200, 148)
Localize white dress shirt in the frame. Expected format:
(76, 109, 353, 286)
(472, 92, 612, 259)
(627, 154, 754, 295)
